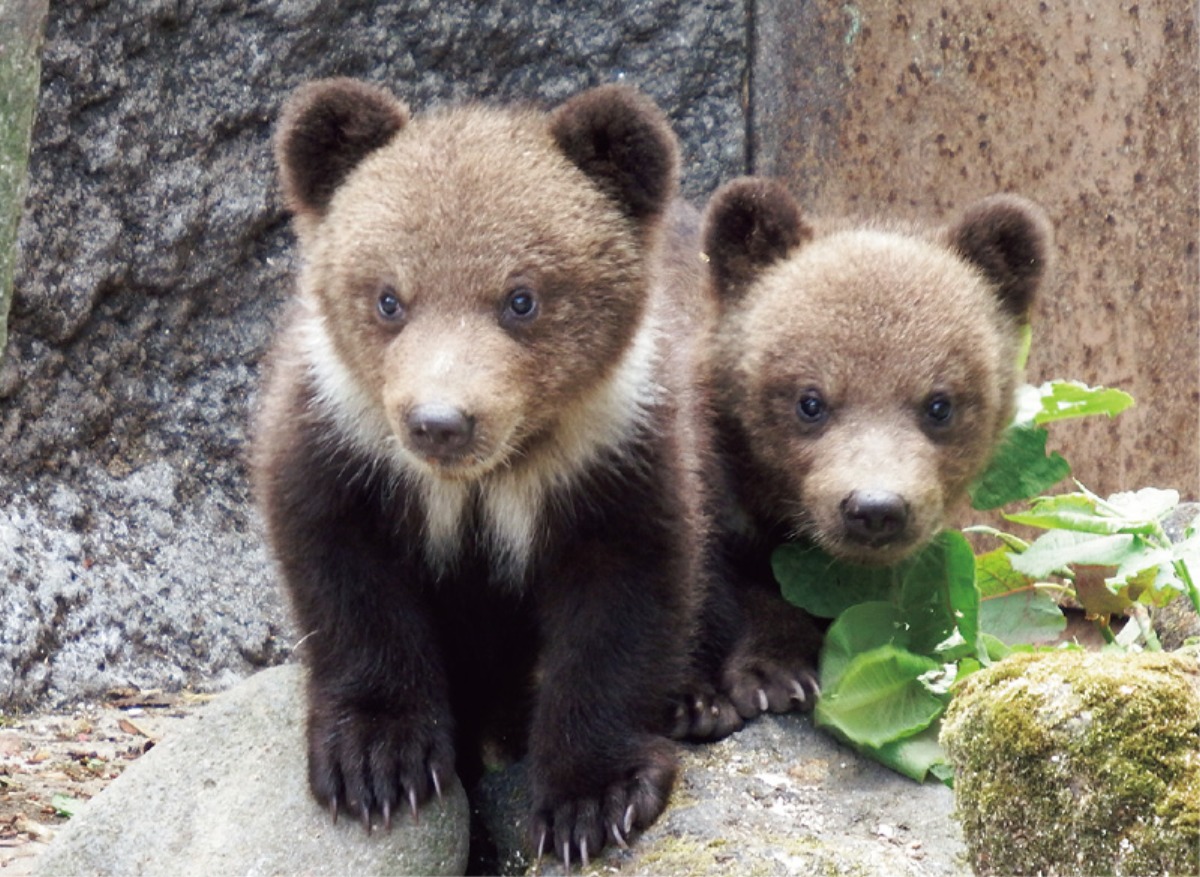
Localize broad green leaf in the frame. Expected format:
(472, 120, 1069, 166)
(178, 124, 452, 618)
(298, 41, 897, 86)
(814, 645, 943, 748)
(773, 543, 897, 618)
(1010, 529, 1141, 579)
(820, 602, 907, 691)
(1007, 487, 1179, 537)
(867, 724, 948, 783)
(898, 531, 979, 656)
(1100, 487, 1179, 525)
(968, 424, 1071, 510)
(975, 547, 1033, 597)
(979, 588, 1067, 644)
(1027, 380, 1134, 426)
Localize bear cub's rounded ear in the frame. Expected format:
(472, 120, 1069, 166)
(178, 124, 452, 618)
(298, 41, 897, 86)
(274, 78, 409, 217)
(549, 84, 679, 224)
(702, 177, 812, 303)
(946, 194, 1053, 321)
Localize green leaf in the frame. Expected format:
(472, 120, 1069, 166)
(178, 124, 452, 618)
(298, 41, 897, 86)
(814, 645, 943, 748)
(820, 602, 907, 691)
(867, 724, 948, 783)
(1006, 487, 1178, 536)
(773, 542, 897, 619)
(1026, 380, 1134, 426)
(979, 588, 1067, 644)
(975, 547, 1032, 597)
(968, 424, 1071, 510)
(1010, 529, 1142, 578)
(51, 794, 83, 818)
(898, 531, 979, 656)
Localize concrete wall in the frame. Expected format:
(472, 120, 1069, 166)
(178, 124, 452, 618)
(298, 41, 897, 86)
(754, 0, 1199, 498)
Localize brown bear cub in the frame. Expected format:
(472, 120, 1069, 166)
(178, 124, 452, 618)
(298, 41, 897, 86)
(700, 178, 1052, 710)
(254, 78, 720, 866)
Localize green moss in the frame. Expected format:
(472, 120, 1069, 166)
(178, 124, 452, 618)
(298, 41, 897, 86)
(0, 1, 48, 357)
(941, 649, 1200, 876)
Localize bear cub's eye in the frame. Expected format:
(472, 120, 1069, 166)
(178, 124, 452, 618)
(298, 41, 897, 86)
(795, 389, 829, 426)
(501, 286, 539, 325)
(924, 393, 954, 427)
(376, 286, 405, 323)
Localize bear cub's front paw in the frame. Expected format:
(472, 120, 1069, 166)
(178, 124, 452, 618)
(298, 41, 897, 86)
(306, 700, 455, 830)
(529, 735, 677, 868)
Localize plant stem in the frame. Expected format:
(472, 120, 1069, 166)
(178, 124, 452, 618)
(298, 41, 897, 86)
(1128, 604, 1162, 651)
(1096, 617, 1117, 645)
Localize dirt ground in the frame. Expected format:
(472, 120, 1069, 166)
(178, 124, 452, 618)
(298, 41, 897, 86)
(0, 690, 208, 876)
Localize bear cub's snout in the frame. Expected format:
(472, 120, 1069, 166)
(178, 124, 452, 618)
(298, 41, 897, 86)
(404, 402, 476, 462)
(840, 488, 911, 548)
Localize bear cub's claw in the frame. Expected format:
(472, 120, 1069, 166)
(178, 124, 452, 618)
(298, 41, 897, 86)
(723, 657, 821, 720)
(668, 685, 745, 741)
(306, 702, 454, 831)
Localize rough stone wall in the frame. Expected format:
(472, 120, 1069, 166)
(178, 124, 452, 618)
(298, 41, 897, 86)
(753, 0, 1199, 499)
(0, 0, 747, 707)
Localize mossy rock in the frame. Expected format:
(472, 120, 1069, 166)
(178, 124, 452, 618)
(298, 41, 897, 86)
(941, 649, 1200, 876)
(0, 0, 48, 357)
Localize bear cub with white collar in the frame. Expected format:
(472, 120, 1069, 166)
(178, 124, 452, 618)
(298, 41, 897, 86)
(254, 78, 716, 865)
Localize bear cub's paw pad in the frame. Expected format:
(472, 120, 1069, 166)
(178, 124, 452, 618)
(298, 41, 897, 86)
(306, 704, 455, 831)
(669, 685, 745, 741)
(723, 657, 820, 720)
(530, 737, 677, 868)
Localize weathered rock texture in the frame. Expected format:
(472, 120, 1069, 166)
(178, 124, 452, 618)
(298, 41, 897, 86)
(476, 712, 966, 876)
(0, 0, 746, 707)
(0, 0, 47, 356)
(31, 664, 471, 877)
(753, 0, 1199, 500)
(941, 649, 1200, 877)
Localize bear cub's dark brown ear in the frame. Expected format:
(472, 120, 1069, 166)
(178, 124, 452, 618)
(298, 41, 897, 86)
(946, 194, 1053, 320)
(550, 84, 679, 224)
(702, 177, 812, 303)
(275, 78, 409, 217)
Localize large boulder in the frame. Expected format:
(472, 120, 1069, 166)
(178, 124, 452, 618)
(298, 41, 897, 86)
(0, 0, 747, 707)
(476, 712, 966, 876)
(32, 664, 470, 877)
(941, 649, 1200, 877)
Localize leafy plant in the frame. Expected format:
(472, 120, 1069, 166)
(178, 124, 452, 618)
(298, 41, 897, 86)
(775, 380, 1198, 783)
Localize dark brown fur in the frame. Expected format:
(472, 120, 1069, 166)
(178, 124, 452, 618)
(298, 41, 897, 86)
(699, 178, 1053, 716)
(255, 79, 715, 865)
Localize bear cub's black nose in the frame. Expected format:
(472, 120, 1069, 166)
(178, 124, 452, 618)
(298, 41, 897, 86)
(406, 403, 475, 459)
(841, 489, 909, 545)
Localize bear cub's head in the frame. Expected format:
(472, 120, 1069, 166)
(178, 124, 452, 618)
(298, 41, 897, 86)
(703, 179, 1053, 566)
(274, 78, 678, 483)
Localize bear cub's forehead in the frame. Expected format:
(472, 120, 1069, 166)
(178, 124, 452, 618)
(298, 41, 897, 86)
(328, 106, 606, 223)
(750, 228, 1002, 331)
(308, 106, 636, 288)
(735, 227, 1011, 384)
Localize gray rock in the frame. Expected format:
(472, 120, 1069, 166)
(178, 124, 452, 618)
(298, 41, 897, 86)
(0, 0, 747, 707)
(476, 714, 966, 876)
(32, 664, 470, 877)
